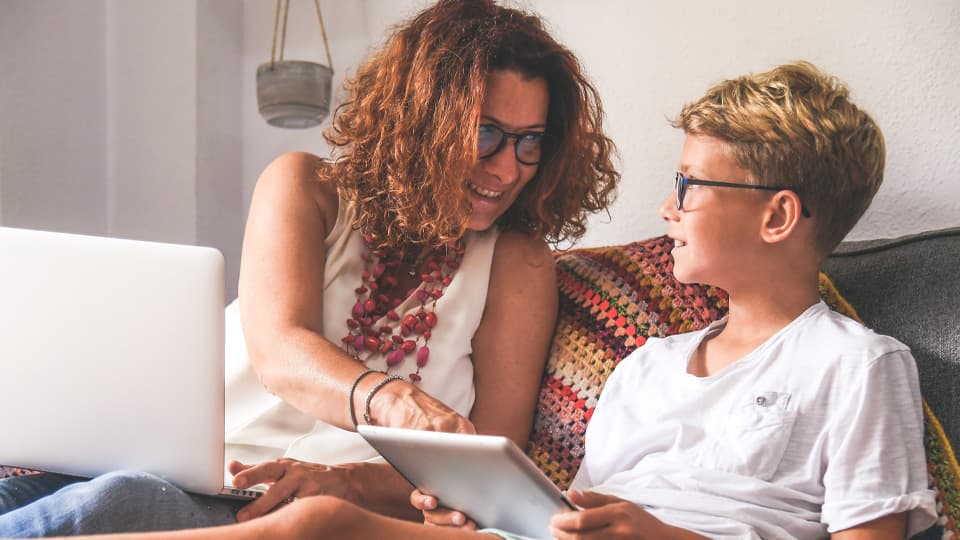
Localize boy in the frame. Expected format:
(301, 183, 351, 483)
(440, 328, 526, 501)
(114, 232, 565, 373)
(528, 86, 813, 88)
(543, 61, 935, 539)
(65, 62, 936, 540)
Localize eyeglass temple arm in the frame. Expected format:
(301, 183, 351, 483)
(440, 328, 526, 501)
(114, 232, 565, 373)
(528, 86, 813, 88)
(683, 179, 811, 217)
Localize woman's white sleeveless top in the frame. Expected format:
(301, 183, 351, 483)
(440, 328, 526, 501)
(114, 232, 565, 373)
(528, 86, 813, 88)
(223, 199, 499, 467)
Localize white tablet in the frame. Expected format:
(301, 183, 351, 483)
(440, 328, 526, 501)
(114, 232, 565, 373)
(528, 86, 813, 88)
(358, 425, 575, 540)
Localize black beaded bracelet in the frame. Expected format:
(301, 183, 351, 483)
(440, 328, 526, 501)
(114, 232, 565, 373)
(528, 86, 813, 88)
(363, 374, 404, 426)
(349, 368, 380, 428)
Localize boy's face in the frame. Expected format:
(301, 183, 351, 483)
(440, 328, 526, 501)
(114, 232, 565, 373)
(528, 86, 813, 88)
(659, 134, 768, 287)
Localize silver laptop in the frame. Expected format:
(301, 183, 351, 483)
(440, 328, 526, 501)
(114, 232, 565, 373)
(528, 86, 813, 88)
(0, 226, 259, 499)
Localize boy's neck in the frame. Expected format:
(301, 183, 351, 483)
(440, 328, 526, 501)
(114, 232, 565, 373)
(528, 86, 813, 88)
(687, 272, 821, 377)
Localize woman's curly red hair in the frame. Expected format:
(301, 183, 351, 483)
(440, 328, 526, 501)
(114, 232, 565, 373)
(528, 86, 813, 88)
(321, 0, 619, 253)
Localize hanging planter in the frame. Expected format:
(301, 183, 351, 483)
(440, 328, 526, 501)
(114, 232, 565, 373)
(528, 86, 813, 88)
(256, 0, 335, 129)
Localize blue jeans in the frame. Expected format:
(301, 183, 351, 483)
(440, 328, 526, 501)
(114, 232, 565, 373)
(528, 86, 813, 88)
(0, 471, 243, 537)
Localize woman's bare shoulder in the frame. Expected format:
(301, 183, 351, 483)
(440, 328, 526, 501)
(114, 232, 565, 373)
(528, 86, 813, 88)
(254, 152, 339, 230)
(491, 230, 555, 277)
(258, 152, 333, 189)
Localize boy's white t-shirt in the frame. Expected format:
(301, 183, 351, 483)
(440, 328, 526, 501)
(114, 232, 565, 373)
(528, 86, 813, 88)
(571, 301, 937, 540)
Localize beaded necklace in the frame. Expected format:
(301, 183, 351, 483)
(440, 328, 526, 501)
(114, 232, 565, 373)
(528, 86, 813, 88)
(342, 234, 465, 383)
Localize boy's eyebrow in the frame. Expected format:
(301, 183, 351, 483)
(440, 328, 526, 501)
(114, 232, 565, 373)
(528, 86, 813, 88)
(480, 114, 547, 131)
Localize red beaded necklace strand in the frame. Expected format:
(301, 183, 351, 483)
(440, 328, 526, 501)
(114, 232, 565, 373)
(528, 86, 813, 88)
(342, 235, 465, 383)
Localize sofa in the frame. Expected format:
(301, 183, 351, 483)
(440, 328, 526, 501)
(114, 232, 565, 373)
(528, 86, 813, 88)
(526, 228, 959, 539)
(3, 228, 957, 538)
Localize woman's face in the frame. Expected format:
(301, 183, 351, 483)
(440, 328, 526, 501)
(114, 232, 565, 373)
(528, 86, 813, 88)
(465, 70, 549, 232)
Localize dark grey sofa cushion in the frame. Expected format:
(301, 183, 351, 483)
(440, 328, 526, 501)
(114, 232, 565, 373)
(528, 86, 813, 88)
(823, 227, 960, 454)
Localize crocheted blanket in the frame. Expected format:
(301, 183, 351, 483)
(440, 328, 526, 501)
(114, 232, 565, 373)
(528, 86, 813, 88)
(526, 235, 958, 539)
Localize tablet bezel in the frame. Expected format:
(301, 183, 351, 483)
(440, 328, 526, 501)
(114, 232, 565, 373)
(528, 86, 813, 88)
(358, 425, 575, 539)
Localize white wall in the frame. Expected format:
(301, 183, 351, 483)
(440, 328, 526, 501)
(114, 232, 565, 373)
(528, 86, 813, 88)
(240, 0, 960, 248)
(518, 0, 960, 247)
(2, 0, 958, 299)
(106, 1, 198, 244)
(0, 0, 243, 299)
(0, 1, 108, 235)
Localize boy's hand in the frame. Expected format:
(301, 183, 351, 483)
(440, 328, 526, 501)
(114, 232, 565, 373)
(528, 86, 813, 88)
(551, 489, 709, 540)
(409, 489, 477, 530)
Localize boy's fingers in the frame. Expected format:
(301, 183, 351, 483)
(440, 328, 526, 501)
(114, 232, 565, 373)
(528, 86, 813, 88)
(551, 507, 610, 533)
(423, 508, 467, 527)
(409, 489, 438, 510)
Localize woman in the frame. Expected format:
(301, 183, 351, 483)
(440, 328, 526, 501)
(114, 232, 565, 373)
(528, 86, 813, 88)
(0, 0, 618, 535)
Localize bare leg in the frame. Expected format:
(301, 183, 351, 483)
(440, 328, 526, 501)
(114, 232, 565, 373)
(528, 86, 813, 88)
(252, 496, 496, 540)
(53, 496, 498, 540)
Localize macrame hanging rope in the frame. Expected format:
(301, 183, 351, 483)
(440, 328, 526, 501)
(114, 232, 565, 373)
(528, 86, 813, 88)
(314, 0, 334, 70)
(269, 0, 334, 72)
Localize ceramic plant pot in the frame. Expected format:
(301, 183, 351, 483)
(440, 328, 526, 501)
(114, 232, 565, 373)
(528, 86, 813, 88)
(256, 60, 333, 129)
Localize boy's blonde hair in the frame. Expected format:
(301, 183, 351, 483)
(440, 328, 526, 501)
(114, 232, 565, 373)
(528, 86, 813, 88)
(673, 61, 885, 255)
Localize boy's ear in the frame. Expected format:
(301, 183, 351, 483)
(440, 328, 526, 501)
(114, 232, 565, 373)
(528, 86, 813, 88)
(759, 190, 804, 244)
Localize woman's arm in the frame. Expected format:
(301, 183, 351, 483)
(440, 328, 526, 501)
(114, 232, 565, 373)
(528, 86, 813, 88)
(469, 231, 557, 447)
(233, 152, 471, 519)
(238, 151, 365, 430)
(238, 152, 469, 433)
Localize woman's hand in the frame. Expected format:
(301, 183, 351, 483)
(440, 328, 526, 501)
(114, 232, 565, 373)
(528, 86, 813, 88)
(363, 377, 476, 434)
(409, 489, 477, 530)
(230, 459, 363, 522)
(550, 490, 709, 540)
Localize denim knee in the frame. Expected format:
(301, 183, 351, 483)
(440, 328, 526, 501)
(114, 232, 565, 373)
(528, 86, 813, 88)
(0, 470, 240, 536)
(0, 471, 179, 536)
(87, 470, 241, 530)
(90, 470, 177, 506)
